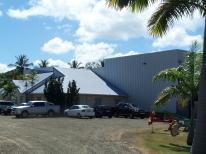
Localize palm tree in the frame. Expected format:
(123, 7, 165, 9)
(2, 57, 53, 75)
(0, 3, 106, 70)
(108, 1, 206, 153)
(38, 60, 49, 68)
(153, 42, 201, 128)
(9, 54, 33, 75)
(85, 62, 101, 69)
(68, 60, 84, 69)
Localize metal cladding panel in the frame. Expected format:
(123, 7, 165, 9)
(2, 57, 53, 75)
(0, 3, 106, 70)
(94, 50, 186, 113)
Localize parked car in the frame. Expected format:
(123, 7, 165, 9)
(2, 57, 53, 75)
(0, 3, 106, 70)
(64, 105, 95, 118)
(7, 102, 30, 115)
(111, 103, 146, 119)
(0, 101, 15, 115)
(94, 105, 112, 118)
(13, 101, 60, 118)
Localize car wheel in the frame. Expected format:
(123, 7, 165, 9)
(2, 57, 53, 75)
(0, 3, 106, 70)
(77, 113, 81, 118)
(48, 110, 54, 117)
(21, 111, 29, 118)
(140, 115, 145, 119)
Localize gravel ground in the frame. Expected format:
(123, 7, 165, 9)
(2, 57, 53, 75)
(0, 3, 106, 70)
(0, 116, 149, 154)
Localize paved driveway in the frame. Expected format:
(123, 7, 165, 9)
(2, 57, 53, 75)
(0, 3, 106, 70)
(0, 116, 149, 154)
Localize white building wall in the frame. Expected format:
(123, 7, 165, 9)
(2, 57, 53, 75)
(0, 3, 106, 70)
(79, 95, 125, 107)
(94, 50, 186, 113)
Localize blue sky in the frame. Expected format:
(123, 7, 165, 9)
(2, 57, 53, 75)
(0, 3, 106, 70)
(0, 0, 204, 72)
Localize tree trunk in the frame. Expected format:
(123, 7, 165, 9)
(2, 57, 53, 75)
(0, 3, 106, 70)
(190, 100, 195, 128)
(192, 17, 206, 154)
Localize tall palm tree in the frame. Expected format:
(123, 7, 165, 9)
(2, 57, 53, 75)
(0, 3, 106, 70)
(68, 60, 84, 69)
(9, 54, 33, 75)
(108, 1, 206, 153)
(38, 60, 49, 68)
(153, 42, 201, 128)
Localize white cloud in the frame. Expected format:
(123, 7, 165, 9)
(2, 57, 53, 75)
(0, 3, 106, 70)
(7, 0, 96, 20)
(74, 42, 115, 64)
(110, 51, 139, 58)
(73, 42, 140, 64)
(153, 27, 202, 48)
(76, 1, 159, 41)
(41, 37, 75, 54)
(0, 10, 2, 16)
(0, 63, 13, 73)
(7, 0, 158, 41)
(7, 0, 203, 48)
(40, 36, 140, 64)
(34, 58, 69, 68)
(152, 10, 203, 48)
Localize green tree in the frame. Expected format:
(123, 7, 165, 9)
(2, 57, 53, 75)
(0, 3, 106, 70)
(9, 54, 33, 75)
(108, 1, 206, 153)
(68, 60, 84, 69)
(153, 42, 201, 128)
(0, 76, 18, 100)
(44, 78, 65, 110)
(38, 60, 49, 68)
(66, 80, 80, 107)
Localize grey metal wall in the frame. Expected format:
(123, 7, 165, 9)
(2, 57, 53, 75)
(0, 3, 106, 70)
(94, 50, 186, 113)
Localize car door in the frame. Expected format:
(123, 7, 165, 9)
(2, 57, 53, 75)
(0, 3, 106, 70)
(70, 106, 80, 116)
(30, 102, 43, 114)
(67, 106, 75, 116)
(37, 102, 46, 114)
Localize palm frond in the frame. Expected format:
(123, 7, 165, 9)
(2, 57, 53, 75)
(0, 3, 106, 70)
(154, 86, 178, 107)
(148, 0, 198, 36)
(107, 0, 158, 12)
(153, 67, 184, 82)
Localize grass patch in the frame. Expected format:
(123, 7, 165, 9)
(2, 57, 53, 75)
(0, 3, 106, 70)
(135, 124, 190, 154)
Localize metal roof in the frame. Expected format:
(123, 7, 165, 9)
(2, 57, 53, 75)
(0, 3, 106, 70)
(13, 72, 53, 93)
(13, 67, 126, 96)
(56, 67, 126, 96)
(31, 68, 127, 96)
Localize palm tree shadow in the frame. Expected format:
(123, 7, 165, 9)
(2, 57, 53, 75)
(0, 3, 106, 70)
(159, 143, 190, 153)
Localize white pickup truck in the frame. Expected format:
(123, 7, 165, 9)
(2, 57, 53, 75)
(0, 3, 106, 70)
(13, 101, 60, 118)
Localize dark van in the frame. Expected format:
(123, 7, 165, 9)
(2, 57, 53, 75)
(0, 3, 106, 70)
(0, 101, 15, 114)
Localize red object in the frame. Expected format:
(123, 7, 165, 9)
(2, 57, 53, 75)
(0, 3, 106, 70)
(168, 118, 176, 130)
(148, 112, 155, 125)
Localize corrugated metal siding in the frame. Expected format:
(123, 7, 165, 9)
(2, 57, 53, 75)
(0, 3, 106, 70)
(94, 50, 186, 113)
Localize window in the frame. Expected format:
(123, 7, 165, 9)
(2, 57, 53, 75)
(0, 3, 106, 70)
(70, 106, 79, 109)
(33, 102, 45, 107)
(82, 105, 89, 108)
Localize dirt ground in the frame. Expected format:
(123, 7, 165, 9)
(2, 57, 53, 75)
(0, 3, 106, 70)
(0, 116, 150, 154)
